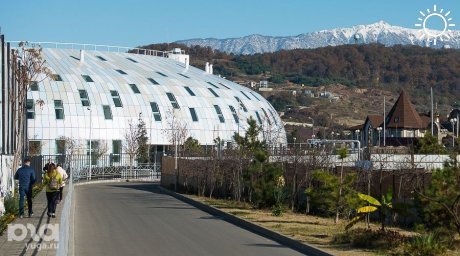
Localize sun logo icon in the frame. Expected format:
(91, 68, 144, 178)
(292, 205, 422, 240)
(415, 4, 455, 45)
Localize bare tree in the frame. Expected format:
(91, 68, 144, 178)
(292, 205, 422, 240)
(92, 140, 109, 164)
(10, 42, 50, 172)
(123, 121, 140, 168)
(162, 108, 189, 150)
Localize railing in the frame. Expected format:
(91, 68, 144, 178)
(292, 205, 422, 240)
(73, 164, 161, 182)
(6, 41, 184, 57)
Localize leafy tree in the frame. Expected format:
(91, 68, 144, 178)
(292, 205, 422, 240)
(183, 137, 203, 156)
(136, 116, 149, 163)
(414, 132, 446, 154)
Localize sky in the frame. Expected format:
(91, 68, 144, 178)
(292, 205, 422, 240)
(0, 0, 459, 47)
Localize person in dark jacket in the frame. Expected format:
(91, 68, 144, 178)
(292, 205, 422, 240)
(14, 159, 36, 218)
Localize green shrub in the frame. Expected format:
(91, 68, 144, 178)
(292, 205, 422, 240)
(403, 233, 447, 256)
(272, 204, 283, 217)
(332, 228, 405, 249)
(4, 195, 18, 215)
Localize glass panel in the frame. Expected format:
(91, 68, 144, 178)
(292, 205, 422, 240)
(207, 82, 219, 89)
(56, 140, 65, 155)
(110, 90, 123, 107)
(115, 69, 127, 75)
(82, 75, 94, 82)
(97, 56, 107, 61)
(241, 91, 251, 100)
(129, 84, 140, 94)
(30, 81, 39, 91)
(178, 73, 190, 79)
(156, 71, 167, 77)
(234, 96, 248, 112)
(54, 100, 64, 119)
(229, 105, 239, 124)
(29, 141, 41, 156)
(78, 89, 91, 106)
(214, 105, 225, 123)
(218, 82, 230, 89)
(26, 99, 35, 119)
(127, 57, 137, 63)
(147, 78, 159, 85)
(166, 93, 179, 109)
(189, 108, 198, 122)
(261, 108, 271, 125)
(250, 92, 260, 101)
(184, 86, 195, 96)
(103, 105, 113, 120)
(150, 102, 162, 121)
(208, 88, 219, 97)
(255, 111, 262, 125)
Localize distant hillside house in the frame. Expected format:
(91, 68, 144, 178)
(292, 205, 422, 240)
(349, 90, 451, 147)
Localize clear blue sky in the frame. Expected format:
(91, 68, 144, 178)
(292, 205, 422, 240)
(0, 0, 459, 47)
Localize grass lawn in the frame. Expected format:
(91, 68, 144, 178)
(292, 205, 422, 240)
(187, 195, 459, 256)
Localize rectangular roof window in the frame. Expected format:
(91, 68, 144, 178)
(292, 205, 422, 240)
(218, 82, 231, 89)
(82, 75, 94, 82)
(126, 57, 138, 63)
(30, 81, 39, 91)
(110, 90, 123, 107)
(166, 92, 180, 109)
(261, 108, 271, 125)
(115, 69, 127, 75)
(208, 88, 219, 97)
(26, 99, 35, 119)
(156, 71, 168, 77)
(240, 91, 251, 100)
(51, 74, 63, 81)
(129, 84, 141, 94)
(147, 78, 159, 85)
(78, 89, 91, 107)
(184, 86, 196, 96)
(207, 82, 219, 89)
(229, 105, 239, 124)
(268, 108, 277, 125)
(189, 108, 198, 122)
(96, 56, 107, 61)
(150, 102, 162, 121)
(178, 73, 190, 79)
(250, 92, 260, 101)
(234, 96, 248, 112)
(103, 105, 113, 120)
(214, 105, 225, 123)
(255, 111, 262, 125)
(54, 100, 64, 120)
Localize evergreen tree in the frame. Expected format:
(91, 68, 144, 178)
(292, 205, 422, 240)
(136, 116, 149, 163)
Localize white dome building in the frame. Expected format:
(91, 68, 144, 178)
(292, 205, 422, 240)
(1, 40, 286, 158)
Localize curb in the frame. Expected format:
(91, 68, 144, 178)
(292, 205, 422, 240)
(158, 186, 333, 256)
(73, 179, 158, 187)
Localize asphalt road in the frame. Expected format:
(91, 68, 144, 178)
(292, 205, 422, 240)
(74, 182, 305, 256)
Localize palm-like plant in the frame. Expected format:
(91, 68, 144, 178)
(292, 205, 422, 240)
(346, 191, 393, 230)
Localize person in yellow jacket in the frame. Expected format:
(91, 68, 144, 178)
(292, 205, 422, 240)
(43, 163, 62, 218)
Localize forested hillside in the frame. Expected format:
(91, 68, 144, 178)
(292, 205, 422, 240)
(140, 43, 460, 108)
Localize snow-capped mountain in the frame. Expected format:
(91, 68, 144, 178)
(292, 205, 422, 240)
(175, 21, 460, 54)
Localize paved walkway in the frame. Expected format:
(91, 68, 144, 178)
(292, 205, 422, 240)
(74, 182, 304, 256)
(0, 189, 65, 256)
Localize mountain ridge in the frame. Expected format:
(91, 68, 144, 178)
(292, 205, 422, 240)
(175, 21, 460, 54)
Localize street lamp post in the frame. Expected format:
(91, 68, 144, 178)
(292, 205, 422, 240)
(450, 118, 457, 147)
(355, 129, 360, 142)
(87, 107, 92, 180)
(376, 127, 382, 147)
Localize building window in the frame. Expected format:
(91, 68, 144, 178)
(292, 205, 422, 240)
(268, 108, 277, 125)
(218, 82, 230, 89)
(51, 74, 63, 81)
(250, 92, 260, 101)
(110, 90, 123, 107)
(241, 91, 251, 100)
(234, 96, 248, 112)
(207, 81, 219, 89)
(255, 111, 262, 125)
(112, 140, 122, 162)
(184, 86, 195, 96)
(208, 88, 219, 97)
(261, 108, 271, 125)
(189, 108, 198, 122)
(30, 81, 39, 91)
(147, 78, 159, 85)
(150, 102, 162, 121)
(156, 71, 167, 77)
(29, 141, 41, 156)
(56, 140, 66, 155)
(229, 105, 239, 124)
(178, 73, 190, 79)
(127, 57, 138, 63)
(166, 92, 180, 109)
(26, 99, 35, 119)
(82, 75, 94, 82)
(115, 69, 127, 75)
(214, 105, 225, 123)
(87, 140, 99, 165)
(78, 89, 90, 106)
(103, 105, 113, 120)
(96, 55, 107, 61)
(54, 100, 64, 120)
(129, 84, 141, 94)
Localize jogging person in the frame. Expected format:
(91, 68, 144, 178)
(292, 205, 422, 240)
(14, 159, 36, 218)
